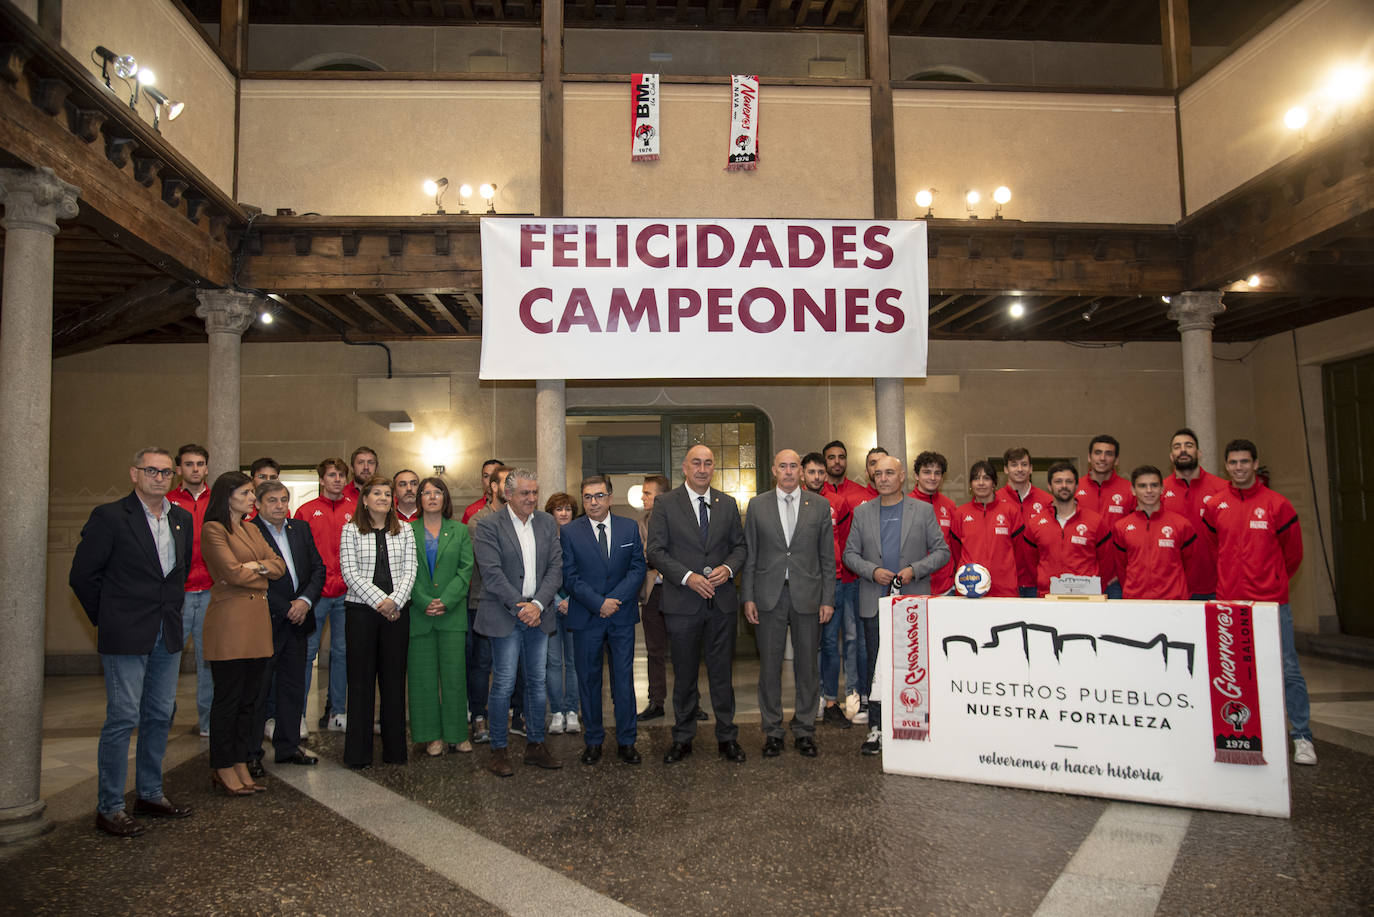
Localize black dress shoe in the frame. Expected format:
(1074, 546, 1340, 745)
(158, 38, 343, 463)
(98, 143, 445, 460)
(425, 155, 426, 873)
(694, 707, 710, 721)
(276, 751, 318, 766)
(95, 810, 145, 837)
(617, 744, 642, 764)
(795, 736, 819, 757)
(762, 736, 784, 758)
(663, 741, 693, 763)
(133, 797, 192, 819)
(637, 703, 665, 721)
(246, 758, 267, 780)
(718, 740, 746, 763)
(580, 745, 602, 765)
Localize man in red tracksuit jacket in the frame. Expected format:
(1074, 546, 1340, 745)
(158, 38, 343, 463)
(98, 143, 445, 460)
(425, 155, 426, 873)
(1075, 434, 1135, 598)
(1160, 427, 1229, 599)
(295, 457, 357, 734)
(907, 451, 959, 596)
(1112, 465, 1198, 600)
(1201, 438, 1314, 766)
(1023, 461, 1111, 597)
(999, 446, 1053, 597)
(951, 461, 1023, 598)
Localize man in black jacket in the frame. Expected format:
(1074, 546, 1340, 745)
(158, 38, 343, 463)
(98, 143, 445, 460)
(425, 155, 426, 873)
(70, 447, 194, 837)
(251, 481, 326, 768)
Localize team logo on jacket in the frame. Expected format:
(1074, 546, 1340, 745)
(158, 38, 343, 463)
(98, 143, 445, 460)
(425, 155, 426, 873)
(1254, 508, 1265, 519)
(1161, 525, 1174, 538)
(1076, 523, 1088, 536)
(1112, 494, 1123, 504)
(964, 515, 974, 522)
(996, 514, 1006, 525)
(313, 510, 323, 517)
(1032, 501, 1044, 513)
(1125, 523, 1136, 532)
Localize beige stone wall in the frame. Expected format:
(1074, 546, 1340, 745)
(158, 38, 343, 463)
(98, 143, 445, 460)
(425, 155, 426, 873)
(1179, 0, 1374, 214)
(62, 0, 237, 194)
(236, 81, 540, 215)
(48, 335, 1262, 656)
(894, 90, 1181, 223)
(564, 84, 872, 218)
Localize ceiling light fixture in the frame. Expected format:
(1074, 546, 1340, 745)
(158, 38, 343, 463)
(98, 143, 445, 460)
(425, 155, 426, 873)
(1008, 300, 1025, 318)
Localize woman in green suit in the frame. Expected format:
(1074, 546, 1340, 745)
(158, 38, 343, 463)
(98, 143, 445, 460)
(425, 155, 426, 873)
(409, 477, 475, 756)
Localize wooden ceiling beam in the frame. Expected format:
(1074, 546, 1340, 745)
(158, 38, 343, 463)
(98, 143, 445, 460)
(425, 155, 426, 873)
(423, 292, 470, 333)
(52, 277, 196, 356)
(239, 227, 482, 292)
(904, 0, 937, 30)
(305, 293, 362, 329)
(274, 294, 336, 331)
(930, 294, 997, 330)
(384, 292, 436, 333)
(347, 292, 406, 333)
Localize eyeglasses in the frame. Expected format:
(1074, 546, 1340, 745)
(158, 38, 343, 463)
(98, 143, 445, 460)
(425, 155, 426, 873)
(582, 492, 609, 502)
(420, 491, 444, 500)
(137, 466, 175, 479)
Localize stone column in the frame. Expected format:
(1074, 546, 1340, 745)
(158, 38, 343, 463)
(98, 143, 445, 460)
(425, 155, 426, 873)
(536, 379, 567, 497)
(1167, 291, 1226, 468)
(874, 377, 907, 472)
(195, 290, 258, 475)
(0, 167, 79, 844)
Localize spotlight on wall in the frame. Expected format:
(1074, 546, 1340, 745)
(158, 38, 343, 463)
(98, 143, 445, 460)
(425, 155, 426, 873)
(914, 188, 936, 218)
(458, 183, 473, 213)
(1008, 299, 1025, 319)
(965, 189, 981, 219)
(259, 310, 273, 324)
(992, 185, 1012, 219)
(92, 46, 138, 89)
(143, 86, 184, 133)
(479, 183, 497, 213)
(1246, 273, 1261, 288)
(1319, 64, 1370, 105)
(422, 177, 449, 214)
(1082, 301, 1100, 322)
(1283, 105, 1309, 131)
(127, 67, 156, 110)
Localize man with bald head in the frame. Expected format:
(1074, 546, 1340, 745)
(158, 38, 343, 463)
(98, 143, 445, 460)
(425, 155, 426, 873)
(743, 450, 835, 758)
(646, 444, 748, 764)
(843, 455, 949, 756)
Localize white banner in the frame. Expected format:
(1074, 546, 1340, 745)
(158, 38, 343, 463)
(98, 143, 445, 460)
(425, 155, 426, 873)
(478, 217, 929, 380)
(630, 73, 659, 161)
(878, 596, 1290, 818)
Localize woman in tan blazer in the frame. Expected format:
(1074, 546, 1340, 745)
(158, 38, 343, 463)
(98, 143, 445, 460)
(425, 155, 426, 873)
(201, 471, 286, 796)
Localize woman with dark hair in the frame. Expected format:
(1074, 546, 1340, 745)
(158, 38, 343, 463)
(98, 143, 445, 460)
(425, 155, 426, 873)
(543, 492, 581, 735)
(339, 475, 417, 768)
(408, 477, 475, 756)
(950, 461, 1024, 598)
(200, 471, 286, 795)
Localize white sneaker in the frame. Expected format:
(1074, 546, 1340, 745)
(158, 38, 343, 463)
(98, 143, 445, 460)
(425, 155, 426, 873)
(844, 691, 860, 718)
(853, 698, 870, 725)
(565, 712, 581, 733)
(817, 697, 826, 718)
(300, 715, 310, 739)
(1293, 738, 1317, 765)
(199, 726, 210, 738)
(549, 713, 566, 734)
(264, 717, 275, 740)
(860, 726, 882, 756)
(329, 713, 347, 732)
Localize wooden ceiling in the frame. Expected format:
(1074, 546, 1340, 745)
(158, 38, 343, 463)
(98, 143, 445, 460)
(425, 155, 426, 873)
(187, 0, 1296, 45)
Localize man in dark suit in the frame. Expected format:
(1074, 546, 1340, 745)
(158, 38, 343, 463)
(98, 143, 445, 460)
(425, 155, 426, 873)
(69, 447, 195, 837)
(473, 468, 564, 776)
(562, 475, 648, 765)
(743, 449, 835, 758)
(646, 444, 748, 764)
(250, 480, 326, 769)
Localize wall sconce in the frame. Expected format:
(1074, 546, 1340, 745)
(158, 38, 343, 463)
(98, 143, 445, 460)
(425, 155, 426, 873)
(965, 189, 981, 219)
(479, 183, 497, 213)
(433, 464, 446, 476)
(992, 185, 1012, 219)
(458, 183, 472, 213)
(1282, 63, 1371, 139)
(92, 45, 137, 89)
(126, 67, 156, 111)
(143, 86, 184, 133)
(422, 177, 449, 214)
(914, 188, 936, 218)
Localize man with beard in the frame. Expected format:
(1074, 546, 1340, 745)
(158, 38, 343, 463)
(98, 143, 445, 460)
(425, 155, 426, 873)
(819, 441, 870, 722)
(1161, 428, 1228, 599)
(1022, 462, 1111, 596)
(1075, 435, 1135, 598)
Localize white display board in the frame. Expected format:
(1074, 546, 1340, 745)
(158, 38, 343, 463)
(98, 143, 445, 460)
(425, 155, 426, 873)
(878, 596, 1291, 818)
(479, 217, 928, 380)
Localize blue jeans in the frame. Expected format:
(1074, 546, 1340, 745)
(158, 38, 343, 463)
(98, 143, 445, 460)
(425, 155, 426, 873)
(546, 614, 579, 715)
(304, 595, 347, 717)
(1278, 603, 1312, 741)
(180, 590, 212, 732)
(98, 637, 181, 815)
(488, 621, 549, 748)
(466, 625, 492, 720)
(1018, 585, 1038, 598)
(850, 604, 868, 696)
(1105, 580, 1123, 600)
(820, 578, 858, 701)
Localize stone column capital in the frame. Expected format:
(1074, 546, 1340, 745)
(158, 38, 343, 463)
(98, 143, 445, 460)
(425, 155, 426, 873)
(1167, 290, 1227, 333)
(0, 167, 79, 235)
(195, 289, 260, 336)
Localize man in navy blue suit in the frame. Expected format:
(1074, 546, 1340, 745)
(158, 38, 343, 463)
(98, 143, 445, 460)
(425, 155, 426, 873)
(561, 475, 648, 765)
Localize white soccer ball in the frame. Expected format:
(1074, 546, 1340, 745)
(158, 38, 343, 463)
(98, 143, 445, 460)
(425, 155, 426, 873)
(955, 563, 992, 598)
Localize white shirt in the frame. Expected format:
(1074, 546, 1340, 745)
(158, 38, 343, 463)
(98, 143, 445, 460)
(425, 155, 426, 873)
(507, 504, 542, 607)
(775, 486, 800, 545)
(587, 514, 612, 560)
(142, 497, 175, 577)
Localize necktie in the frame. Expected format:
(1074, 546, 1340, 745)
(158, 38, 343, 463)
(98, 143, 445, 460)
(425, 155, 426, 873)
(698, 495, 710, 544)
(598, 522, 609, 560)
(784, 493, 796, 546)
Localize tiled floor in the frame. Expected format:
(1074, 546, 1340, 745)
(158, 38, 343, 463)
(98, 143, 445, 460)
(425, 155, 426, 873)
(7, 646, 1374, 916)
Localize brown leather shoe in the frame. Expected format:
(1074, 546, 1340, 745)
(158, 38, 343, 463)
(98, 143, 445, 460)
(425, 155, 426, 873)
(522, 742, 563, 770)
(133, 797, 192, 819)
(487, 747, 514, 778)
(95, 810, 145, 837)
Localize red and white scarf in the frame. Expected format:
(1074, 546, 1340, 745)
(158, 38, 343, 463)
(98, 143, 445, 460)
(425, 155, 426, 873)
(726, 75, 759, 172)
(630, 73, 659, 162)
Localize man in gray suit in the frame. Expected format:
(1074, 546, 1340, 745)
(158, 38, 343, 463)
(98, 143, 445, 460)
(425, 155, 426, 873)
(647, 445, 749, 764)
(843, 454, 949, 757)
(472, 468, 563, 776)
(743, 449, 835, 758)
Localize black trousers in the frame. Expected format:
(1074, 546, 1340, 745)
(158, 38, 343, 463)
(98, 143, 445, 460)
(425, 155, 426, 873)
(251, 617, 308, 762)
(641, 584, 667, 706)
(344, 601, 409, 767)
(664, 609, 738, 744)
(209, 657, 269, 769)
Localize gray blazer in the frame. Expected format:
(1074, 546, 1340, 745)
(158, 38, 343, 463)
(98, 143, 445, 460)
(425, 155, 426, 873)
(742, 489, 836, 613)
(843, 496, 950, 618)
(646, 485, 747, 617)
(472, 506, 562, 637)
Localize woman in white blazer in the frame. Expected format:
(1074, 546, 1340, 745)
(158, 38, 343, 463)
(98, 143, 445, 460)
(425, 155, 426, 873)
(340, 475, 417, 768)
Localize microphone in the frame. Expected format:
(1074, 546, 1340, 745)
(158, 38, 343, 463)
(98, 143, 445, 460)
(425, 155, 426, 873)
(703, 565, 714, 609)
